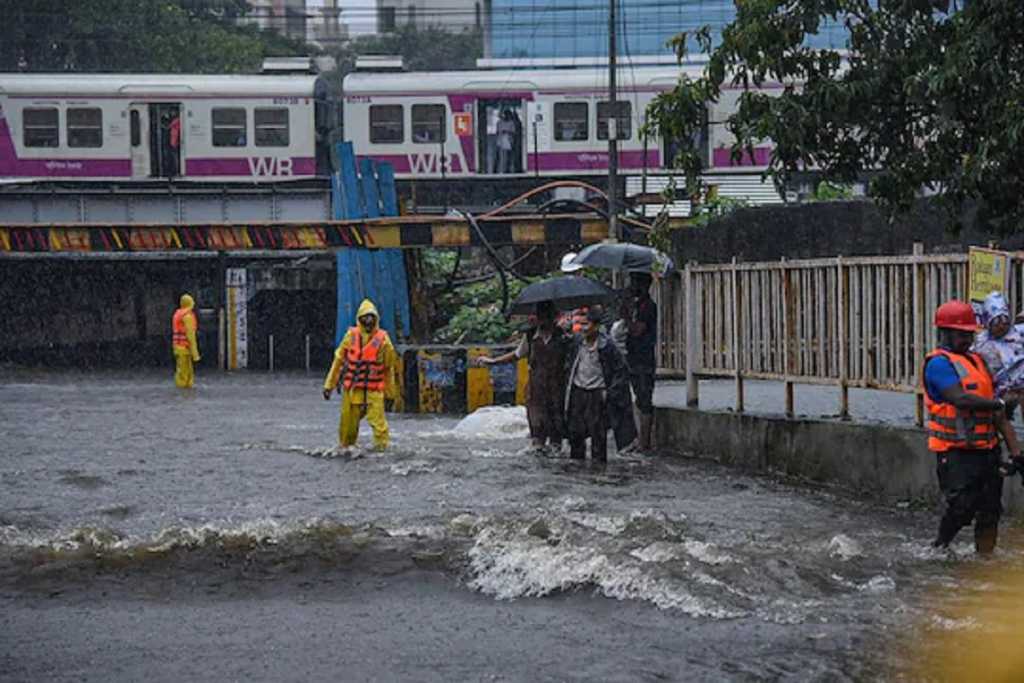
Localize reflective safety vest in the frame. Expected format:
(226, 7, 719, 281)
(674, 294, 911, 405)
(923, 348, 999, 452)
(343, 327, 388, 392)
(172, 307, 196, 350)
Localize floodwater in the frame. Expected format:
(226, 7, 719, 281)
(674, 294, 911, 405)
(0, 369, 1019, 681)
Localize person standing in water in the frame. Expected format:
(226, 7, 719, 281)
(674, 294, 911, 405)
(171, 293, 200, 388)
(478, 301, 571, 452)
(323, 299, 398, 452)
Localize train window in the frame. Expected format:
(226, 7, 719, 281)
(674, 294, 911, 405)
(255, 108, 289, 147)
(597, 101, 632, 141)
(369, 105, 403, 144)
(23, 108, 59, 148)
(67, 108, 103, 148)
(554, 102, 589, 141)
(212, 108, 247, 147)
(411, 104, 446, 144)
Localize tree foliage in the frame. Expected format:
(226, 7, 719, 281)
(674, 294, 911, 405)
(331, 25, 483, 74)
(0, 0, 316, 73)
(321, 24, 483, 92)
(646, 0, 1024, 232)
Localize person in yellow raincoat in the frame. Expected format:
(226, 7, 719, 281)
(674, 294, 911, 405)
(171, 293, 200, 388)
(322, 299, 398, 451)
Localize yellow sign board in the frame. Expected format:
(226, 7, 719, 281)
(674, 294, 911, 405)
(968, 247, 1010, 303)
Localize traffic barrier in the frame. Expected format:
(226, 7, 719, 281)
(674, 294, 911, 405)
(392, 345, 527, 414)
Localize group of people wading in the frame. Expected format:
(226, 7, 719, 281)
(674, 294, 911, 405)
(171, 281, 1024, 555)
(476, 270, 659, 463)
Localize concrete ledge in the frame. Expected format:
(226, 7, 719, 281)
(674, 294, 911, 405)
(655, 406, 1024, 512)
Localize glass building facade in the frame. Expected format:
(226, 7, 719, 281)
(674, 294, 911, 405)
(487, 0, 850, 60)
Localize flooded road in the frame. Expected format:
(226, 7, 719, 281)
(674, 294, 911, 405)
(0, 370, 1015, 681)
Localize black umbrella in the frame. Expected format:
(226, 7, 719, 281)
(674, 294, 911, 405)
(510, 276, 614, 315)
(570, 242, 675, 275)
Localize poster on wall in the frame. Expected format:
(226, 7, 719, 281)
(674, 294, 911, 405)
(226, 267, 248, 370)
(968, 247, 1011, 321)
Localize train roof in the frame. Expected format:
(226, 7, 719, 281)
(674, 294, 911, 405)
(0, 73, 319, 98)
(342, 65, 704, 95)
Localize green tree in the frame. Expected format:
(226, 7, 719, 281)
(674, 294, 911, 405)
(321, 24, 483, 92)
(332, 25, 482, 74)
(646, 0, 1024, 232)
(0, 0, 316, 73)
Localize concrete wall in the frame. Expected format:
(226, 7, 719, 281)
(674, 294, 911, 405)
(655, 406, 1024, 512)
(671, 199, 1024, 265)
(0, 260, 219, 366)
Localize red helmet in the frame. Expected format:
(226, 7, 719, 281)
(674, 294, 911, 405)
(934, 300, 980, 331)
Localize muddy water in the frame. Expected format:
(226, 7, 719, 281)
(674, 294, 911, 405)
(0, 370, 1009, 681)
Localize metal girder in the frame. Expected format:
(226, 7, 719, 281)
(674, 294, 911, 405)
(0, 213, 608, 257)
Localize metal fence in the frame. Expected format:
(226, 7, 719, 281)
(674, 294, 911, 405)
(653, 246, 1021, 424)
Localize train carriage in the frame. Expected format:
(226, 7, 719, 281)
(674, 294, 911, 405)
(0, 73, 330, 183)
(341, 64, 775, 182)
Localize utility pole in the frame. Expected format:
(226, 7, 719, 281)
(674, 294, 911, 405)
(606, 0, 618, 241)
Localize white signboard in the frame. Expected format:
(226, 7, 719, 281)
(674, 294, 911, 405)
(226, 268, 248, 369)
(526, 101, 551, 153)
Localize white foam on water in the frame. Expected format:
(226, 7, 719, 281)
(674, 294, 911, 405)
(387, 524, 446, 540)
(0, 517, 344, 554)
(558, 496, 591, 513)
(858, 575, 896, 593)
(451, 405, 530, 439)
(389, 460, 438, 476)
(630, 541, 682, 563)
(466, 525, 741, 618)
(683, 540, 735, 565)
(448, 513, 485, 536)
(826, 533, 864, 561)
(929, 615, 981, 631)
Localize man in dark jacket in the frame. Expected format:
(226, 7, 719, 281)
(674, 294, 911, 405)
(478, 301, 571, 450)
(564, 306, 631, 463)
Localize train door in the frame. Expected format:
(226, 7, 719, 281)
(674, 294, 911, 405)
(129, 104, 150, 179)
(476, 99, 524, 174)
(147, 103, 182, 178)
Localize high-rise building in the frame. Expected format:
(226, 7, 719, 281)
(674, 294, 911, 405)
(375, 0, 486, 33)
(486, 0, 849, 61)
(244, 0, 310, 43)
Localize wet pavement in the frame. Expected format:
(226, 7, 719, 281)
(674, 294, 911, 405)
(656, 379, 920, 426)
(0, 369, 1019, 681)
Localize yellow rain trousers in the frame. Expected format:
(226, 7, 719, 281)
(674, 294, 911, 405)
(338, 390, 389, 449)
(174, 350, 195, 389)
(324, 299, 398, 451)
(172, 293, 200, 389)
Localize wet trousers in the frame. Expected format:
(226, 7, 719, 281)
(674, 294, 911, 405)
(567, 386, 608, 462)
(934, 447, 1003, 553)
(173, 349, 194, 388)
(339, 390, 389, 450)
(608, 396, 638, 450)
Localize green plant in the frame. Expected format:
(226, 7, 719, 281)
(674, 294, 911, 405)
(811, 181, 854, 202)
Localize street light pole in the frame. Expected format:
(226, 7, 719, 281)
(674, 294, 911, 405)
(607, 0, 618, 241)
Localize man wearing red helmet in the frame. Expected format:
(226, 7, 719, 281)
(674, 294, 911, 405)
(924, 299, 1023, 553)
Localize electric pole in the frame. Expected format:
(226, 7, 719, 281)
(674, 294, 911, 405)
(607, 0, 618, 241)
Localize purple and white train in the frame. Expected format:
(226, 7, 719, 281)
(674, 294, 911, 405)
(0, 65, 773, 185)
(0, 73, 330, 182)
(342, 64, 773, 181)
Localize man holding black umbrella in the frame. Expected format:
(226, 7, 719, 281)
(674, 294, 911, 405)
(478, 301, 571, 451)
(627, 272, 658, 452)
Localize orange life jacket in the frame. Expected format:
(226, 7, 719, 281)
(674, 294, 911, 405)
(343, 327, 388, 392)
(172, 307, 196, 350)
(923, 348, 999, 452)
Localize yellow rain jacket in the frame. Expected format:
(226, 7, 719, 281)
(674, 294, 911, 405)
(324, 299, 398, 449)
(172, 293, 200, 388)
